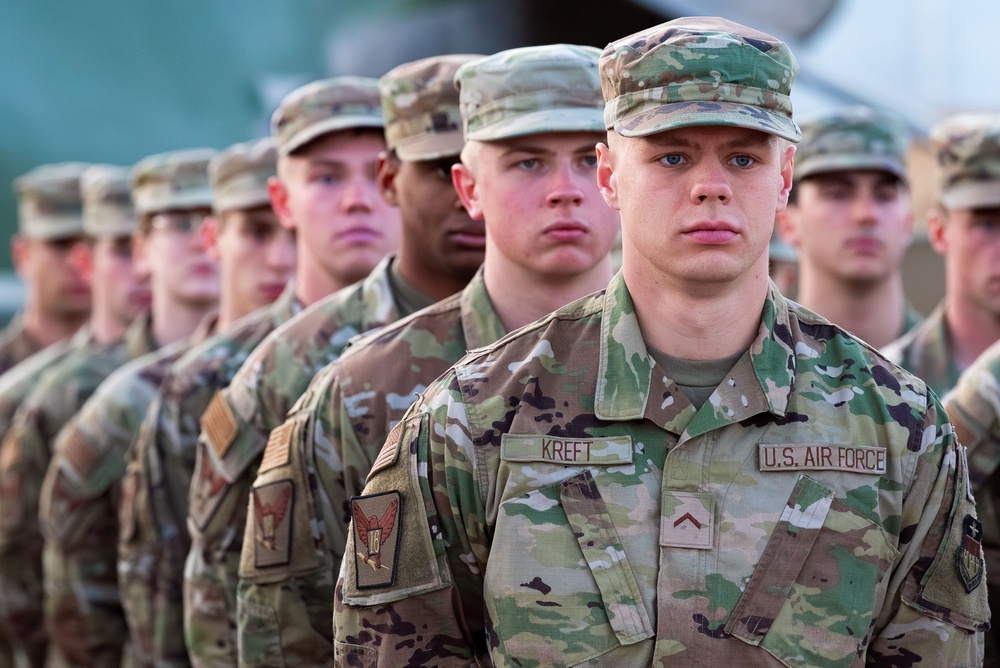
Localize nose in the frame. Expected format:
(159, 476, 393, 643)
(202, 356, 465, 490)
(546, 162, 585, 208)
(340, 173, 376, 213)
(851, 191, 878, 226)
(267, 232, 297, 271)
(690, 158, 732, 204)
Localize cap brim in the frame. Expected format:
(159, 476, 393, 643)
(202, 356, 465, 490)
(214, 191, 273, 213)
(282, 115, 384, 155)
(135, 188, 215, 214)
(394, 131, 464, 162)
(613, 100, 802, 143)
(467, 108, 605, 142)
(942, 182, 1000, 209)
(794, 155, 907, 183)
(20, 215, 85, 240)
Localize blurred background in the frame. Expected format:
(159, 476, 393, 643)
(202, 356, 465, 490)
(3, 0, 997, 313)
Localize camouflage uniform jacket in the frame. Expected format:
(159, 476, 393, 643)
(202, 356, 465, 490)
(334, 273, 989, 668)
(38, 314, 212, 668)
(237, 270, 504, 667)
(0, 316, 156, 668)
(186, 255, 409, 668)
(119, 286, 300, 668)
(0, 312, 43, 377)
(884, 302, 959, 399)
(945, 340, 1000, 666)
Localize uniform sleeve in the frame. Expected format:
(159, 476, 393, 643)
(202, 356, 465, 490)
(944, 365, 1000, 489)
(867, 396, 989, 666)
(333, 377, 489, 667)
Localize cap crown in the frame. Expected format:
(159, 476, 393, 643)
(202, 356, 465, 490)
(379, 54, 480, 161)
(81, 165, 137, 237)
(931, 114, 1000, 209)
(131, 148, 216, 215)
(795, 107, 911, 182)
(455, 44, 605, 142)
(271, 77, 383, 155)
(14, 162, 89, 240)
(210, 137, 277, 212)
(600, 16, 800, 142)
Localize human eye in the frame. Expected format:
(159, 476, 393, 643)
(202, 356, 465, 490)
(659, 153, 686, 167)
(517, 157, 539, 170)
(729, 154, 755, 168)
(579, 153, 598, 169)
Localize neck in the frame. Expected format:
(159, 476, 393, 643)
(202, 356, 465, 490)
(151, 291, 214, 348)
(944, 296, 1000, 371)
(21, 306, 86, 347)
(215, 288, 254, 333)
(396, 251, 473, 302)
(625, 260, 769, 361)
(484, 255, 613, 332)
(295, 254, 353, 307)
(796, 263, 905, 348)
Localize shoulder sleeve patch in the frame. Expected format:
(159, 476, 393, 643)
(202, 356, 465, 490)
(62, 428, 99, 479)
(252, 479, 294, 568)
(259, 422, 293, 475)
(368, 422, 404, 479)
(202, 391, 238, 459)
(351, 491, 401, 589)
(188, 445, 231, 532)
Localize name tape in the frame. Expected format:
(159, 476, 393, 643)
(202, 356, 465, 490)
(759, 443, 886, 475)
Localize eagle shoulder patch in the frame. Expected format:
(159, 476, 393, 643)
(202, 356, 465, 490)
(351, 490, 401, 589)
(253, 479, 294, 568)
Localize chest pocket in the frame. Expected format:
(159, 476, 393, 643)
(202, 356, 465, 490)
(485, 469, 653, 667)
(725, 474, 899, 668)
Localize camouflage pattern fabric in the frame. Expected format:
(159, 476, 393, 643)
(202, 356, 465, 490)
(0, 326, 93, 668)
(119, 286, 299, 668)
(931, 114, 1000, 210)
(14, 162, 88, 240)
(334, 273, 988, 667)
(944, 340, 1000, 666)
(794, 106, 911, 182)
(0, 313, 44, 378)
(237, 270, 505, 666)
(0, 316, 155, 668)
(884, 302, 960, 399)
(37, 315, 211, 668)
(271, 77, 382, 156)
(185, 256, 411, 668)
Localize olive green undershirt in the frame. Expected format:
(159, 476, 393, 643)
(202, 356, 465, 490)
(646, 345, 746, 411)
(388, 259, 437, 315)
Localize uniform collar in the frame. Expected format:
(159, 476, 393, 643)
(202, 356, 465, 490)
(459, 268, 507, 351)
(360, 254, 406, 328)
(124, 308, 159, 359)
(594, 273, 795, 441)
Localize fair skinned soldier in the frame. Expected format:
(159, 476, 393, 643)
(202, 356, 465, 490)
(885, 115, 1000, 397)
(776, 107, 918, 349)
(117, 138, 296, 668)
(237, 50, 618, 666)
(334, 18, 987, 667)
(924, 115, 1000, 665)
(0, 165, 156, 668)
(36, 149, 219, 668)
(1, 164, 92, 371)
(183, 78, 400, 668)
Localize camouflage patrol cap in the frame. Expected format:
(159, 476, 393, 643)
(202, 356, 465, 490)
(454, 44, 605, 141)
(600, 17, 801, 142)
(209, 137, 277, 213)
(930, 114, 1000, 209)
(795, 107, 910, 182)
(13, 162, 88, 240)
(80, 165, 138, 238)
(271, 77, 383, 156)
(131, 148, 216, 215)
(379, 54, 481, 161)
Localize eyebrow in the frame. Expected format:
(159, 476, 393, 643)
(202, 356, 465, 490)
(646, 133, 773, 151)
(498, 141, 597, 159)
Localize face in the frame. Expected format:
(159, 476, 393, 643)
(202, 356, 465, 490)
(13, 235, 91, 318)
(271, 130, 400, 288)
(780, 171, 913, 285)
(380, 154, 484, 281)
(91, 235, 152, 325)
(136, 207, 219, 308)
(452, 132, 619, 279)
(930, 206, 1000, 318)
(597, 126, 794, 288)
(204, 205, 296, 316)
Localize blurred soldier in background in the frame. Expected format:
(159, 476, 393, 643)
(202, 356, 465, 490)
(886, 114, 1000, 397)
(238, 46, 618, 666)
(37, 149, 219, 668)
(118, 137, 295, 668)
(0, 164, 91, 373)
(0, 165, 154, 668)
(767, 229, 798, 297)
(777, 107, 919, 348)
(183, 77, 400, 668)
(334, 18, 987, 666)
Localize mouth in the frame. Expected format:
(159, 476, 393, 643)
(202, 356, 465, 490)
(543, 221, 589, 243)
(190, 262, 217, 277)
(682, 221, 739, 245)
(447, 225, 487, 250)
(259, 282, 287, 300)
(338, 226, 380, 244)
(845, 237, 884, 254)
